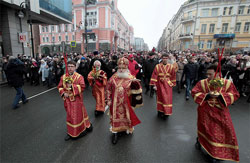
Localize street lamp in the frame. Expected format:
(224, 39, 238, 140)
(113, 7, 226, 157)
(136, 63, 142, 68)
(17, 10, 25, 55)
(19, 0, 34, 58)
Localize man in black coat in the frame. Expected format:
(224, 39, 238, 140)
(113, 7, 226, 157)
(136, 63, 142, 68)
(106, 55, 118, 79)
(7, 56, 28, 109)
(143, 52, 158, 97)
(181, 56, 198, 100)
(89, 51, 107, 73)
(77, 57, 90, 87)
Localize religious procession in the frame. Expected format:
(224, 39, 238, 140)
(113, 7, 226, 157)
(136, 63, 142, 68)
(53, 48, 247, 163)
(1, 0, 250, 163)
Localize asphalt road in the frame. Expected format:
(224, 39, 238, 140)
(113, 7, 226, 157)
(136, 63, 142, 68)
(1, 82, 249, 163)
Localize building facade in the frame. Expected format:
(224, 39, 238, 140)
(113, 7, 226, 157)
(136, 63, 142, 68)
(134, 37, 148, 51)
(39, 0, 134, 55)
(158, 0, 250, 52)
(0, 0, 72, 57)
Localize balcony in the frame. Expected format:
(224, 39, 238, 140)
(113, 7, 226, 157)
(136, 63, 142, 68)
(181, 16, 195, 24)
(179, 33, 193, 39)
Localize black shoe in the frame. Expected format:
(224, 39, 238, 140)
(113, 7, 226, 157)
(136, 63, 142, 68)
(112, 133, 118, 144)
(178, 90, 181, 94)
(195, 137, 201, 150)
(95, 110, 99, 117)
(12, 105, 20, 109)
(64, 134, 71, 141)
(118, 131, 127, 137)
(161, 114, 167, 120)
(186, 96, 189, 101)
(79, 130, 88, 138)
(23, 99, 29, 104)
(86, 124, 93, 132)
(209, 157, 220, 163)
(157, 111, 163, 118)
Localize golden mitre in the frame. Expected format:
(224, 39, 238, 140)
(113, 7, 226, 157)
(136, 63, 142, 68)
(117, 57, 129, 69)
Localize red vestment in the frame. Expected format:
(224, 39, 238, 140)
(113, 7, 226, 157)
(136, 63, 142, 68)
(191, 79, 240, 162)
(150, 63, 176, 115)
(106, 73, 142, 133)
(87, 70, 107, 112)
(58, 72, 91, 138)
(128, 60, 139, 77)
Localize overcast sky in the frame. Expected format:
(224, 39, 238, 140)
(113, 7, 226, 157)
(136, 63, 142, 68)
(118, 0, 187, 50)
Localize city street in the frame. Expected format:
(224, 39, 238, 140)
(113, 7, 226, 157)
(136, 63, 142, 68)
(1, 83, 249, 163)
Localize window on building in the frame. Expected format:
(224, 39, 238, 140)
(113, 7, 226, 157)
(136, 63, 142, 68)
(45, 27, 48, 32)
(186, 25, 191, 34)
(59, 36, 61, 41)
(46, 37, 49, 42)
(93, 18, 97, 26)
(223, 7, 227, 15)
(72, 35, 75, 41)
(52, 36, 55, 42)
(42, 37, 45, 42)
(200, 41, 204, 49)
(207, 40, 212, 49)
(209, 24, 215, 33)
(248, 6, 250, 14)
(201, 24, 207, 33)
(244, 22, 250, 32)
(87, 12, 89, 16)
(202, 9, 209, 17)
(229, 7, 233, 15)
(235, 23, 241, 32)
(51, 26, 54, 32)
(53, 46, 57, 52)
(66, 35, 68, 41)
(95, 11, 97, 15)
(42, 27, 45, 32)
(91, 12, 93, 15)
(89, 19, 93, 26)
(212, 8, 218, 16)
(59, 46, 62, 51)
(188, 11, 192, 19)
(238, 6, 244, 15)
(222, 23, 228, 33)
(58, 25, 61, 32)
(65, 25, 68, 32)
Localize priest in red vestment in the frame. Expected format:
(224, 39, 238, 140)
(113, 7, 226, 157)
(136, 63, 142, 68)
(128, 54, 139, 77)
(106, 57, 143, 144)
(191, 64, 240, 162)
(150, 53, 176, 119)
(58, 61, 92, 141)
(88, 60, 107, 116)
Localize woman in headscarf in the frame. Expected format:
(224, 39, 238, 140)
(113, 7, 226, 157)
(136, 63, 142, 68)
(39, 59, 49, 86)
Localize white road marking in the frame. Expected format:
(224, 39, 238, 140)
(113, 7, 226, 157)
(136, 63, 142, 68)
(19, 87, 57, 103)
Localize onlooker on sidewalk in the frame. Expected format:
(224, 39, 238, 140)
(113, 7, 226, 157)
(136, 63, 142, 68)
(39, 59, 49, 86)
(6, 56, 28, 109)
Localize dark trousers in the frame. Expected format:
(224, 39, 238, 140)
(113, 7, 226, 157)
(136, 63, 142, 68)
(13, 87, 27, 108)
(186, 78, 195, 97)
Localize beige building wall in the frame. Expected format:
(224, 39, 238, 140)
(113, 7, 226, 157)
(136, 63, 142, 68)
(158, 0, 250, 52)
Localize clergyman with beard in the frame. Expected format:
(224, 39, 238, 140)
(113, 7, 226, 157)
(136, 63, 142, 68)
(106, 57, 143, 144)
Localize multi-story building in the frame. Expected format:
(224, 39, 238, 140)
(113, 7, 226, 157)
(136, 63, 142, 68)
(158, 0, 250, 52)
(134, 37, 148, 51)
(39, 0, 134, 55)
(0, 0, 72, 57)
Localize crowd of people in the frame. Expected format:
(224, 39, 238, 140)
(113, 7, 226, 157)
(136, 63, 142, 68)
(1, 49, 249, 102)
(1, 49, 249, 163)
